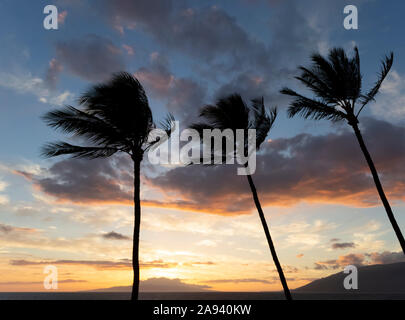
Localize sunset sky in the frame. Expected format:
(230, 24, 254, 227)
(0, 0, 405, 292)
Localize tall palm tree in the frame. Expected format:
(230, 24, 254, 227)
(191, 94, 292, 300)
(41, 72, 173, 300)
(281, 47, 405, 255)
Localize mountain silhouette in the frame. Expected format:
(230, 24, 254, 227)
(295, 262, 405, 293)
(85, 277, 211, 293)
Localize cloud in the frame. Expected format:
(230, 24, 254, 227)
(21, 156, 133, 206)
(0, 220, 133, 256)
(371, 70, 405, 123)
(213, 1, 330, 102)
(0, 180, 7, 192)
(122, 44, 134, 55)
(104, 0, 265, 66)
(215, 73, 273, 102)
(142, 211, 260, 239)
(21, 118, 405, 215)
(0, 223, 38, 235)
(331, 242, 356, 250)
(10, 259, 130, 269)
(9, 259, 176, 270)
(102, 0, 172, 36)
(55, 34, 125, 82)
(196, 240, 217, 247)
(135, 53, 206, 122)
(102, 231, 130, 240)
(58, 10, 68, 25)
(205, 278, 274, 284)
(45, 58, 63, 89)
(0, 179, 8, 204)
(0, 279, 86, 286)
(271, 220, 338, 250)
(0, 72, 73, 105)
(102, 0, 328, 105)
(314, 253, 365, 270)
(0, 195, 9, 205)
(155, 6, 269, 70)
(104, 1, 319, 70)
(313, 251, 405, 270)
(146, 118, 405, 214)
(0, 72, 43, 94)
(182, 261, 216, 267)
(366, 251, 405, 265)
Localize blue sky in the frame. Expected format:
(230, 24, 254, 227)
(1, 0, 405, 162)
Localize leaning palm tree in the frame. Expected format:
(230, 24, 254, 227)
(281, 47, 405, 255)
(41, 72, 173, 300)
(191, 94, 292, 300)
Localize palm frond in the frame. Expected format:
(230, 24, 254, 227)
(250, 97, 275, 148)
(41, 142, 118, 159)
(301, 48, 362, 106)
(199, 105, 232, 129)
(146, 113, 176, 150)
(352, 46, 362, 100)
(356, 52, 394, 116)
(282, 46, 393, 127)
(198, 94, 250, 130)
(295, 65, 337, 104)
(42, 72, 157, 160)
(79, 71, 154, 147)
(281, 88, 347, 121)
(159, 113, 176, 137)
(191, 93, 278, 165)
(188, 122, 214, 138)
(42, 106, 126, 149)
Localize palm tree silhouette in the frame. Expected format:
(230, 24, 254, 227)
(191, 94, 292, 300)
(281, 47, 405, 255)
(41, 72, 174, 300)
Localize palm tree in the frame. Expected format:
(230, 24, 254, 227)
(191, 94, 292, 300)
(41, 72, 173, 300)
(281, 47, 405, 255)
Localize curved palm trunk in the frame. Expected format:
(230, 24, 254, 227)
(352, 123, 405, 255)
(131, 159, 141, 300)
(246, 174, 292, 300)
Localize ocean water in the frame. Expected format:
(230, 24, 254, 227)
(0, 292, 404, 300)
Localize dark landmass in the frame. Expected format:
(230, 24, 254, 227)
(0, 292, 404, 300)
(295, 262, 405, 293)
(1, 263, 404, 300)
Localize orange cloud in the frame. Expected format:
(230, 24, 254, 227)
(146, 118, 405, 214)
(9, 259, 177, 270)
(16, 119, 405, 216)
(122, 44, 134, 55)
(58, 10, 68, 25)
(313, 250, 405, 270)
